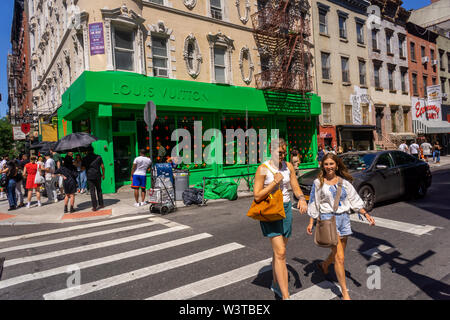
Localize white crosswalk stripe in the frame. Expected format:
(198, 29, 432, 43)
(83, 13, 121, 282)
(43, 243, 245, 300)
(0, 209, 430, 300)
(3, 224, 189, 267)
(0, 221, 159, 254)
(0, 214, 155, 243)
(147, 258, 273, 300)
(349, 215, 438, 235)
(0, 233, 212, 290)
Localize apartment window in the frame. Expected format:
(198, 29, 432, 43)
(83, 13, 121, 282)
(398, 36, 405, 58)
(388, 67, 395, 91)
(430, 49, 435, 60)
(322, 103, 331, 124)
(356, 21, 364, 44)
(410, 42, 416, 61)
(401, 69, 407, 92)
(423, 75, 428, 97)
(421, 46, 426, 58)
(113, 27, 135, 72)
(447, 53, 450, 71)
(319, 9, 328, 35)
(321, 52, 331, 80)
(345, 105, 352, 124)
(442, 78, 446, 93)
(341, 57, 349, 83)
(374, 62, 381, 88)
(439, 50, 445, 69)
(386, 31, 392, 54)
(214, 46, 227, 83)
(412, 73, 418, 95)
(338, 14, 347, 39)
(432, 77, 437, 85)
(372, 29, 378, 50)
(362, 105, 369, 124)
(211, 0, 223, 20)
(151, 36, 169, 77)
(358, 59, 366, 85)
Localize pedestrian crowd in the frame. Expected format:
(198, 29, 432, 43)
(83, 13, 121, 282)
(0, 146, 105, 212)
(398, 139, 442, 164)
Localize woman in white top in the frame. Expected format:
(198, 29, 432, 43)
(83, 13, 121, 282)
(306, 153, 375, 300)
(253, 138, 308, 300)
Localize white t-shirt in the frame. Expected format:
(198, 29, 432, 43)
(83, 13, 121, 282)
(0, 160, 6, 171)
(44, 158, 55, 181)
(133, 156, 152, 176)
(410, 143, 419, 154)
(421, 142, 432, 155)
(399, 143, 408, 153)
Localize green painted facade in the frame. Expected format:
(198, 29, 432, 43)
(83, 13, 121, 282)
(58, 71, 321, 194)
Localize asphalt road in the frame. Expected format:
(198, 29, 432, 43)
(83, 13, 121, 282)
(0, 167, 448, 300)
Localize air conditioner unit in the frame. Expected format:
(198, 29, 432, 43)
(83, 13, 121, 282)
(154, 68, 168, 77)
(431, 59, 438, 66)
(422, 56, 429, 64)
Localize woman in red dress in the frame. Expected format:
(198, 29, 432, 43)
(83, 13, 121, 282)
(23, 156, 42, 208)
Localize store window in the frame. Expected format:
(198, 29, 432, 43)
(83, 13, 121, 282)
(287, 118, 314, 164)
(113, 26, 135, 72)
(221, 114, 268, 166)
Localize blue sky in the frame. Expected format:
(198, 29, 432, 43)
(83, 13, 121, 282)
(0, 0, 433, 119)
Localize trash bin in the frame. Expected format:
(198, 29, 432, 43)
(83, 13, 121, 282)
(173, 170, 189, 201)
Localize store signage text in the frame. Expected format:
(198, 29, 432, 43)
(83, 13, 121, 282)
(414, 100, 440, 120)
(113, 82, 208, 102)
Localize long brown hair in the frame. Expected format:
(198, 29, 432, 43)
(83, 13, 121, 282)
(318, 153, 353, 188)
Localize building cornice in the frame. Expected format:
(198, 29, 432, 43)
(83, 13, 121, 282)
(142, 1, 253, 33)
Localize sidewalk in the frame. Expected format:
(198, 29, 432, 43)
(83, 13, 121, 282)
(0, 186, 254, 225)
(426, 155, 450, 170)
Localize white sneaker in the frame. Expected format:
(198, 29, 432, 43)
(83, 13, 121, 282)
(140, 202, 146, 206)
(26, 203, 31, 209)
(54, 199, 59, 203)
(134, 202, 141, 207)
(37, 201, 42, 207)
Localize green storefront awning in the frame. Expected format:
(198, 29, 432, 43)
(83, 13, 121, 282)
(59, 71, 321, 120)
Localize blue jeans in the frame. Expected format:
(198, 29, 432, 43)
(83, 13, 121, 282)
(77, 170, 87, 190)
(7, 178, 17, 208)
(433, 151, 441, 162)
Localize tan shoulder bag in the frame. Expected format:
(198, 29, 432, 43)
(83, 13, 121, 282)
(314, 178, 342, 248)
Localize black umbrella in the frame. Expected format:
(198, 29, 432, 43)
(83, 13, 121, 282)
(54, 133, 99, 152)
(39, 142, 57, 155)
(29, 141, 56, 150)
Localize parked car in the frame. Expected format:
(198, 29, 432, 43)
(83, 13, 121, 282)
(296, 151, 432, 211)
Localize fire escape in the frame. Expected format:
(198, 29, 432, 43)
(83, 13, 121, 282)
(251, 0, 313, 113)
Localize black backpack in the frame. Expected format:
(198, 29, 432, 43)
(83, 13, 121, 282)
(182, 188, 204, 206)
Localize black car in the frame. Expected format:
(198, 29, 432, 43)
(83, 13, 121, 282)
(297, 151, 432, 211)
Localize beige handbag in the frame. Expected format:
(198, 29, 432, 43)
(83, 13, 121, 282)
(314, 178, 342, 248)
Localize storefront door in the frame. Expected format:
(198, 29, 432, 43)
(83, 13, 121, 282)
(113, 134, 136, 185)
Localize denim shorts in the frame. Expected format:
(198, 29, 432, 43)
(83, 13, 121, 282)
(320, 212, 352, 237)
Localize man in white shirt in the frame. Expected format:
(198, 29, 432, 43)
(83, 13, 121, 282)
(44, 153, 58, 203)
(398, 140, 409, 153)
(131, 149, 152, 207)
(409, 140, 420, 159)
(420, 140, 432, 162)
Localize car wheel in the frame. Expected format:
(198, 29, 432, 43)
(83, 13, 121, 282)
(414, 180, 428, 199)
(358, 185, 375, 212)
